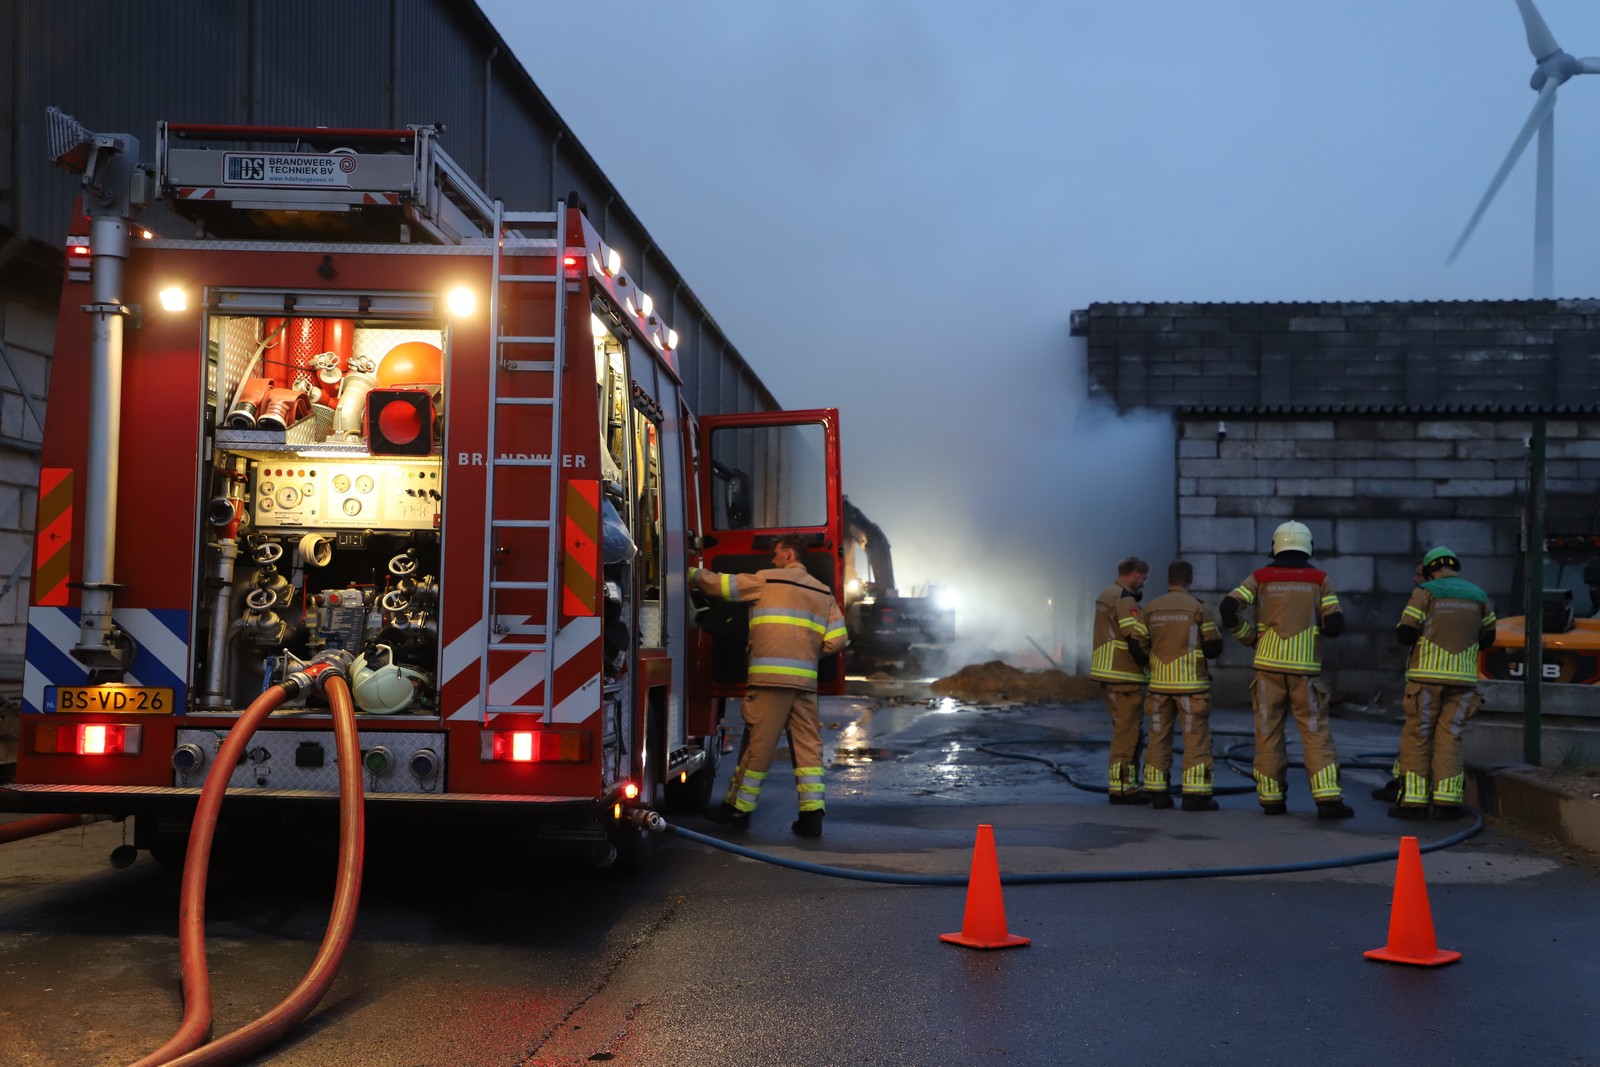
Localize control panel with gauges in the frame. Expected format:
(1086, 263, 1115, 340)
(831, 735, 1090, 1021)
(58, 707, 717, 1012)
(250, 457, 442, 530)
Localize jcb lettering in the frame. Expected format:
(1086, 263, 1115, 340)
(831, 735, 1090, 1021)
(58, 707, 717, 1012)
(1508, 661, 1561, 680)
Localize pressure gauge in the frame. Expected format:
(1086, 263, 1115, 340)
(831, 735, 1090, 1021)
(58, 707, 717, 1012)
(332, 473, 351, 493)
(276, 484, 302, 508)
(260, 481, 276, 495)
(343, 498, 362, 517)
(356, 475, 375, 494)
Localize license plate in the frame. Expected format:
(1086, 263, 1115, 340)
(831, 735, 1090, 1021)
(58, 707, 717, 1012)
(47, 685, 175, 714)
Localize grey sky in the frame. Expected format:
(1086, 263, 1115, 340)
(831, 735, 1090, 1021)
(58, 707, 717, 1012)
(478, 0, 1595, 661)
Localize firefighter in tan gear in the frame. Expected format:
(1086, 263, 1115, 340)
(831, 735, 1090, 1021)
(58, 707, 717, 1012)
(690, 534, 848, 837)
(1220, 521, 1354, 819)
(1391, 546, 1496, 821)
(1135, 560, 1224, 811)
(1091, 556, 1151, 803)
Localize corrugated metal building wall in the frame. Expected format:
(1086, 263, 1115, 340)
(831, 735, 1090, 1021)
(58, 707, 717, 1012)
(0, 0, 776, 750)
(1, 0, 775, 419)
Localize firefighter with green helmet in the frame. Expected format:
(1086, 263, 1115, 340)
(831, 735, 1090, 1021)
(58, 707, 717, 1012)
(1221, 520, 1354, 819)
(1391, 546, 1497, 820)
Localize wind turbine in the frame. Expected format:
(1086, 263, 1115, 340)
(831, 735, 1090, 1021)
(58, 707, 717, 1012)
(1449, 0, 1600, 297)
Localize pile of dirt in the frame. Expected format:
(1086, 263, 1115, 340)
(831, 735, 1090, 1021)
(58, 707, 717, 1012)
(931, 661, 1101, 703)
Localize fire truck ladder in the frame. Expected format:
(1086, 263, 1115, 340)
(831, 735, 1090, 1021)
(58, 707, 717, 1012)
(479, 202, 568, 718)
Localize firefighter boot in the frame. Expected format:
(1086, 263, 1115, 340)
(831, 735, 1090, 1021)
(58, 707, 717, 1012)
(1109, 792, 1152, 805)
(1370, 778, 1401, 802)
(1261, 802, 1288, 816)
(704, 802, 750, 830)
(791, 810, 824, 837)
(1148, 791, 1174, 810)
(1387, 804, 1428, 820)
(1316, 800, 1355, 820)
(1430, 804, 1470, 821)
(1181, 795, 1220, 812)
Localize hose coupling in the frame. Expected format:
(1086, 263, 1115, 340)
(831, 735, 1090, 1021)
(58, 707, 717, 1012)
(632, 810, 666, 833)
(283, 649, 355, 696)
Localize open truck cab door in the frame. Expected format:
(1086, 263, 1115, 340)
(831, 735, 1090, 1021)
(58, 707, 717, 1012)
(692, 409, 845, 696)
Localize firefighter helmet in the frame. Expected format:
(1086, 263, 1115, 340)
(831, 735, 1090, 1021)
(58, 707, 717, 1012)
(350, 645, 427, 715)
(1421, 546, 1460, 576)
(1271, 520, 1314, 557)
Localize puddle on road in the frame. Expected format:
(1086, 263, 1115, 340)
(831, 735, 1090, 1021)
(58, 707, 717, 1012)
(833, 746, 904, 766)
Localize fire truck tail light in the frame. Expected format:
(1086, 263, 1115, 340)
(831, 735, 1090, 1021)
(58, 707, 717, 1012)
(31, 723, 144, 756)
(481, 729, 591, 763)
(623, 781, 640, 800)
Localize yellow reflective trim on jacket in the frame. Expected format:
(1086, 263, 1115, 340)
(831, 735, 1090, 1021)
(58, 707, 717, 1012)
(1401, 604, 1426, 625)
(1090, 639, 1147, 683)
(1405, 636, 1479, 684)
(1252, 626, 1320, 672)
(750, 615, 828, 635)
(749, 664, 819, 679)
(1319, 594, 1340, 612)
(1149, 650, 1209, 693)
(1229, 584, 1256, 604)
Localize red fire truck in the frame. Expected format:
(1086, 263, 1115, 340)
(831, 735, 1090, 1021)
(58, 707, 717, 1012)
(3, 112, 845, 870)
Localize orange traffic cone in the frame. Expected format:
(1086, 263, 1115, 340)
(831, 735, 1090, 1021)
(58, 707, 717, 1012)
(1364, 835, 1461, 967)
(940, 824, 1030, 950)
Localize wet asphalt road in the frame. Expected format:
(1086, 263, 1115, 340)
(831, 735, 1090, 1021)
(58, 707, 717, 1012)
(2, 692, 1599, 1066)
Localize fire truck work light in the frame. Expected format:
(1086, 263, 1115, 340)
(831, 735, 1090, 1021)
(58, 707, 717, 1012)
(445, 286, 476, 318)
(591, 314, 610, 338)
(665, 329, 679, 350)
(158, 286, 188, 312)
(638, 292, 653, 318)
(606, 247, 622, 276)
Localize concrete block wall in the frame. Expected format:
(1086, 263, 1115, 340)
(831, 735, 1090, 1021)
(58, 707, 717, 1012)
(1176, 415, 1600, 707)
(0, 296, 48, 679)
(1080, 299, 1600, 411)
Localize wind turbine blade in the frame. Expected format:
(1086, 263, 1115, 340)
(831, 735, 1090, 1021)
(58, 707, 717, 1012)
(1516, 0, 1560, 60)
(1577, 57, 1600, 74)
(1448, 80, 1561, 264)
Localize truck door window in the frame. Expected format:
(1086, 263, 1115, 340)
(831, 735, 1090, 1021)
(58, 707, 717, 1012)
(708, 423, 827, 530)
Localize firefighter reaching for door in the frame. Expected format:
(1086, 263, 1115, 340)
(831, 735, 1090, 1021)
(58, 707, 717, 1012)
(1391, 546, 1496, 821)
(1221, 521, 1354, 819)
(690, 534, 848, 837)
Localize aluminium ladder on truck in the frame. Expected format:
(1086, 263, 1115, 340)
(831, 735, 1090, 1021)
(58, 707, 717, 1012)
(156, 122, 572, 719)
(480, 203, 570, 721)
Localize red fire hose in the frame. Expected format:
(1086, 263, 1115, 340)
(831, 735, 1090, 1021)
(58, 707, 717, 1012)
(131, 669, 365, 1067)
(0, 812, 108, 845)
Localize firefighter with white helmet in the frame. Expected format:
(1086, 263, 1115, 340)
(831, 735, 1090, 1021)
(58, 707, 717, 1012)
(1390, 546, 1497, 820)
(1090, 556, 1152, 803)
(1221, 520, 1354, 818)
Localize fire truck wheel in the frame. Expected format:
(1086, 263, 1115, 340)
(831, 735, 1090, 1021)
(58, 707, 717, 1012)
(144, 830, 190, 868)
(608, 822, 655, 877)
(662, 740, 718, 815)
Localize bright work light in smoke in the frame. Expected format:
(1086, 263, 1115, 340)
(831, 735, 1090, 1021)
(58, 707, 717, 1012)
(158, 286, 188, 312)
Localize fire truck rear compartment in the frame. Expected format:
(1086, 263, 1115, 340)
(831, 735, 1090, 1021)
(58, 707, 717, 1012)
(199, 309, 447, 716)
